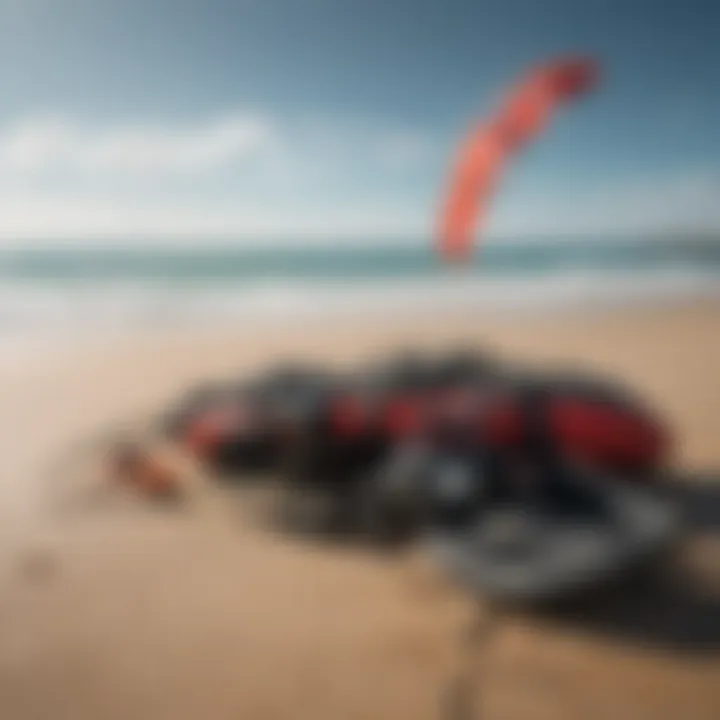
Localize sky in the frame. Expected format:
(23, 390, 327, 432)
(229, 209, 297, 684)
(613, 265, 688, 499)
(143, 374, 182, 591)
(0, 0, 718, 243)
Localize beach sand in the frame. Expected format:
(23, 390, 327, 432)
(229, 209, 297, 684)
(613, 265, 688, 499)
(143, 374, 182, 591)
(1, 301, 719, 719)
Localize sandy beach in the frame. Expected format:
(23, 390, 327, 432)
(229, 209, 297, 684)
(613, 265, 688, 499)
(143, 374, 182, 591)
(1, 300, 719, 720)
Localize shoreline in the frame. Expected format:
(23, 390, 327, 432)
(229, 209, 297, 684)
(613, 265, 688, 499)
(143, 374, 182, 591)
(2, 293, 718, 364)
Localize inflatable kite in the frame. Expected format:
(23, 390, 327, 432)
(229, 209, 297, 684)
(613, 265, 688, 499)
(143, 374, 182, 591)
(439, 56, 600, 261)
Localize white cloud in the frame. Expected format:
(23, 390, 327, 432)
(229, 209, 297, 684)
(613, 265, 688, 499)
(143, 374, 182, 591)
(0, 113, 277, 175)
(0, 190, 426, 242)
(0, 111, 438, 242)
(0, 111, 718, 243)
(0, 119, 75, 173)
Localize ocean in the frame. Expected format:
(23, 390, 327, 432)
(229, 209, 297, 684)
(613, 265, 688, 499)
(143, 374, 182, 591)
(1, 237, 719, 343)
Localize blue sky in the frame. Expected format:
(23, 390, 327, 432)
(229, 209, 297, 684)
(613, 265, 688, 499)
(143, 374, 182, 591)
(0, 0, 718, 242)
